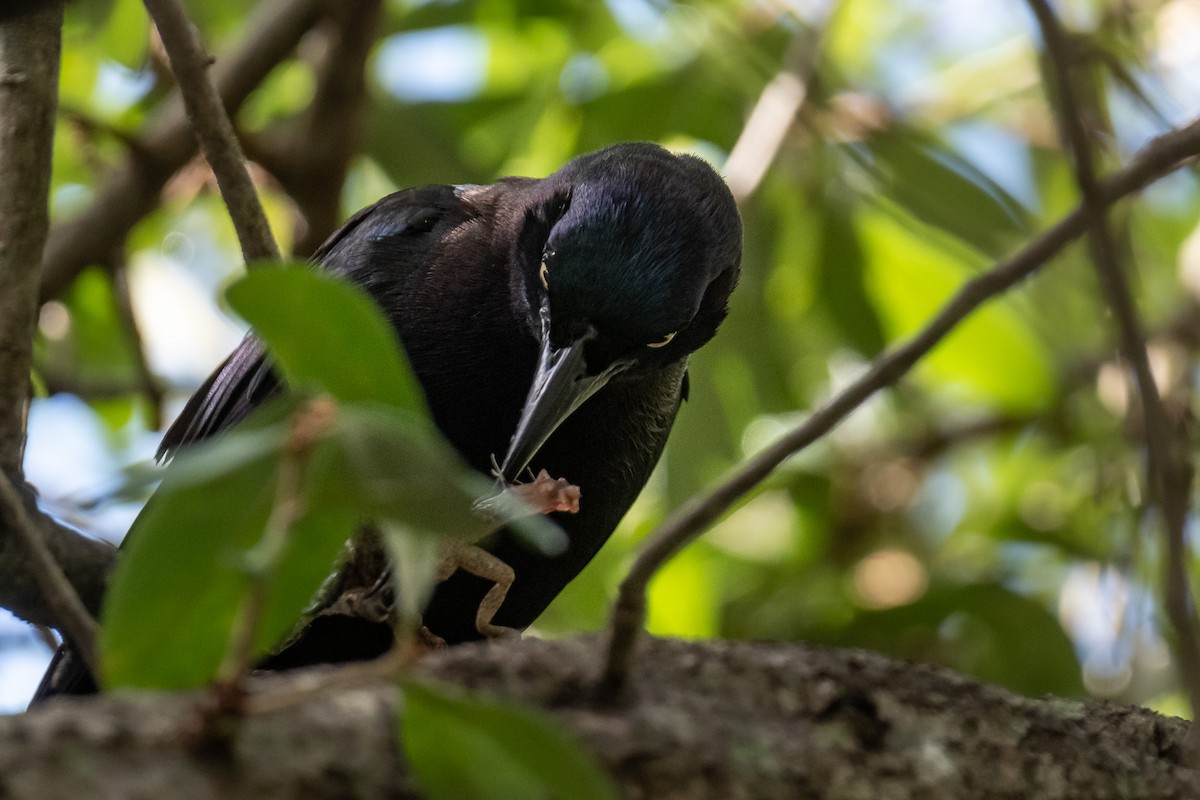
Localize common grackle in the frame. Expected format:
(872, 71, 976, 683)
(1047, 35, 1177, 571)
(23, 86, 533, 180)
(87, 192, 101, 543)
(33, 142, 741, 698)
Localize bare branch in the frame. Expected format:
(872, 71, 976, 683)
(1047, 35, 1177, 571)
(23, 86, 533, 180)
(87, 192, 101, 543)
(0, 1, 61, 475)
(108, 257, 167, 429)
(38, 0, 327, 302)
(724, 28, 821, 203)
(1026, 0, 1200, 743)
(0, 469, 116, 628)
(599, 114, 1200, 697)
(249, 0, 381, 256)
(142, 0, 280, 263)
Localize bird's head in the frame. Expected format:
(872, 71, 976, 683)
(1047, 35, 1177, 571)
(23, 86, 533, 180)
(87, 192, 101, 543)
(500, 143, 742, 482)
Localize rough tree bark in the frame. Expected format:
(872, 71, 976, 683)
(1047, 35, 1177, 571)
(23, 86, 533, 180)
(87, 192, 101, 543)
(4, 636, 1195, 799)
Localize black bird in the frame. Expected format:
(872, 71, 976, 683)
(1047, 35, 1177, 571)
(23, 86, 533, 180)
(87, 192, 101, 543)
(34, 142, 741, 698)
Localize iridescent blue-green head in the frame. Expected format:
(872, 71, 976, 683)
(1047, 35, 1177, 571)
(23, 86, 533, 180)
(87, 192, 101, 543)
(501, 143, 742, 481)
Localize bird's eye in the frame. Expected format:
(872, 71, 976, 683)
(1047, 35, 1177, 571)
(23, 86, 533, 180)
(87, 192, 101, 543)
(647, 331, 676, 349)
(539, 260, 549, 290)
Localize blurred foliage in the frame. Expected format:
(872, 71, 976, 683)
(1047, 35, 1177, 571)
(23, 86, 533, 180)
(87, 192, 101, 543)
(31, 0, 1200, 715)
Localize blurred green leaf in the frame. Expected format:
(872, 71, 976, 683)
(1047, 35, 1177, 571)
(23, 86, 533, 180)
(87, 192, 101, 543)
(402, 680, 618, 800)
(311, 405, 566, 555)
(860, 209, 1055, 412)
(101, 397, 564, 689)
(99, 0, 150, 70)
(838, 582, 1084, 697)
(815, 200, 886, 356)
(100, 405, 298, 689)
(860, 130, 1030, 256)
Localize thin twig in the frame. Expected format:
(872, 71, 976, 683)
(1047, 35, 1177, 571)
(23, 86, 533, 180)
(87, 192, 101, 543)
(142, 0, 280, 263)
(598, 113, 1200, 697)
(214, 396, 337, 700)
(107, 254, 166, 428)
(0, 470, 99, 675)
(724, 27, 822, 203)
(1027, 0, 1200, 743)
(248, 0, 381, 256)
(244, 643, 412, 716)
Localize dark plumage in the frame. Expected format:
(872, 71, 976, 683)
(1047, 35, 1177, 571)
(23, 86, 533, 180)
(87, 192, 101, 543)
(33, 142, 741, 699)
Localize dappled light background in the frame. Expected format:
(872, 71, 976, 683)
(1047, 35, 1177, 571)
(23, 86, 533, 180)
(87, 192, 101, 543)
(7, 0, 1200, 716)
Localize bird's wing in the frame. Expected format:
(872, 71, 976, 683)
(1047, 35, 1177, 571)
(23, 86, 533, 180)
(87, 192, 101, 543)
(157, 185, 464, 461)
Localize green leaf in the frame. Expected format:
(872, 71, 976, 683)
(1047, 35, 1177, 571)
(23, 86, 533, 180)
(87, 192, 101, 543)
(225, 265, 428, 416)
(312, 405, 566, 556)
(99, 0, 150, 70)
(839, 582, 1084, 697)
(100, 406, 290, 689)
(815, 200, 886, 356)
(401, 681, 618, 800)
(100, 400, 564, 690)
(861, 130, 1029, 257)
(859, 208, 1055, 413)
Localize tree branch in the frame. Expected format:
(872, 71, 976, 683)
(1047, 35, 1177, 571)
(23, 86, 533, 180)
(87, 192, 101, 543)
(7, 636, 1195, 798)
(600, 113, 1200, 696)
(0, 471, 98, 672)
(1026, 0, 1200, 743)
(723, 19, 827, 204)
(0, 0, 61, 475)
(248, 0, 381, 257)
(0, 470, 115, 629)
(142, 0, 280, 263)
(38, 0, 326, 302)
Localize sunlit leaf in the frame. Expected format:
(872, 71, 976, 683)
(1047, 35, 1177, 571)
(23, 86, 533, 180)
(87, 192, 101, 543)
(859, 209, 1055, 412)
(646, 542, 719, 638)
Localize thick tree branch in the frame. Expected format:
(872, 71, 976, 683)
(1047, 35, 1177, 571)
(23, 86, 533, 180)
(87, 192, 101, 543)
(7, 637, 1195, 799)
(142, 0, 280, 263)
(0, 0, 109, 664)
(601, 114, 1200, 696)
(0, 1, 61, 475)
(38, 0, 326, 302)
(1027, 0, 1200, 740)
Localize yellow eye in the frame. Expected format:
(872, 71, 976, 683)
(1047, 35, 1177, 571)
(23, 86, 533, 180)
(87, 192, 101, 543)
(539, 261, 549, 290)
(647, 331, 676, 349)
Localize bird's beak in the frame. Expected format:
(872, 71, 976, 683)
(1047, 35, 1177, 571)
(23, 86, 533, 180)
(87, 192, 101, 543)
(499, 307, 626, 483)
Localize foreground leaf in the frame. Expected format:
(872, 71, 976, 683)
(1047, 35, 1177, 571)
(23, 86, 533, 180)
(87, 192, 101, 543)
(226, 264, 427, 415)
(402, 681, 618, 800)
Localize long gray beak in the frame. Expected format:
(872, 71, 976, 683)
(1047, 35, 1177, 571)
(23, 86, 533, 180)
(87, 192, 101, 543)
(499, 306, 626, 483)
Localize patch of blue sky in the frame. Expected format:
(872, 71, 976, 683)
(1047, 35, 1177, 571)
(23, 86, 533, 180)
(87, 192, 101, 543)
(0, 615, 52, 714)
(94, 60, 155, 116)
(24, 394, 156, 544)
(604, 0, 671, 44)
(927, 0, 1027, 58)
(375, 26, 487, 103)
(943, 121, 1038, 212)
